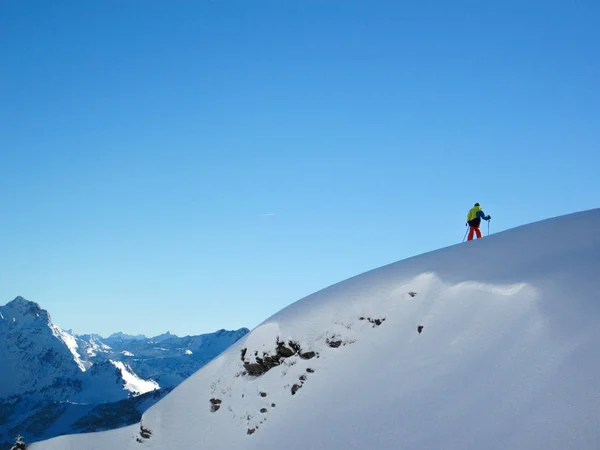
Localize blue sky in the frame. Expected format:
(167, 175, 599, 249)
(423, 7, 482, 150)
(1, 0, 598, 337)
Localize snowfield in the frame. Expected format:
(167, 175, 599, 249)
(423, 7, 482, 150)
(32, 209, 600, 450)
(50, 323, 89, 372)
(110, 361, 160, 396)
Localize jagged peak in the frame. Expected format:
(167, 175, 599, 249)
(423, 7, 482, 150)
(3, 296, 50, 321)
(7, 296, 35, 306)
(152, 330, 176, 339)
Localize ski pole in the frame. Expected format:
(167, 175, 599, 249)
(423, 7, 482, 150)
(487, 220, 490, 236)
(462, 227, 469, 243)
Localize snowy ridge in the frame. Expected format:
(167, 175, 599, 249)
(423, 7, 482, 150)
(110, 361, 159, 395)
(50, 323, 88, 372)
(30, 208, 600, 450)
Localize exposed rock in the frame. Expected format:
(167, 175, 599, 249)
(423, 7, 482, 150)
(300, 351, 316, 360)
(326, 338, 342, 348)
(299, 375, 307, 382)
(291, 384, 302, 395)
(240, 348, 247, 361)
(409, 291, 417, 297)
(369, 317, 385, 327)
(244, 362, 268, 376)
(306, 368, 315, 373)
(243, 353, 282, 376)
(417, 325, 424, 334)
(210, 398, 222, 412)
(276, 343, 295, 358)
(260, 408, 268, 413)
(139, 424, 152, 440)
(241, 339, 318, 377)
(288, 341, 301, 353)
(359, 316, 386, 327)
(271, 403, 276, 407)
(10, 435, 26, 450)
(260, 392, 267, 397)
(247, 428, 256, 435)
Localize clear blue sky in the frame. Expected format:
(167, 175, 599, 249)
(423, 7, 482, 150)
(1, 0, 598, 337)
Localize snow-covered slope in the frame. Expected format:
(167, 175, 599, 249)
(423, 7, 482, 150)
(31, 209, 600, 450)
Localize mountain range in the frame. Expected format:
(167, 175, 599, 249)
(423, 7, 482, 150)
(0, 297, 248, 449)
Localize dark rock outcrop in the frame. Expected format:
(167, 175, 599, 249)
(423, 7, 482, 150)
(359, 316, 386, 327)
(210, 398, 222, 412)
(240, 340, 318, 377)
(326, 338, 342, 348)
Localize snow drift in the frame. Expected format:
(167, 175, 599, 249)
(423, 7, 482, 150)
(31, 209, 600, 450)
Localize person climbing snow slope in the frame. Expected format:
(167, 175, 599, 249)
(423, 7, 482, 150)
(466, 203, 491, 241)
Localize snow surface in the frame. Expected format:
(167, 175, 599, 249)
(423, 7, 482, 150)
(50, 323, 88, 372)
(110, 361, 160, 395)
(31, 209, 600, 450)
(84, 335, 112, 357)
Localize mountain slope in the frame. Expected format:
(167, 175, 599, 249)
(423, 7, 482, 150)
(0, 297, 86, 398)
(31, 209, 600, 450)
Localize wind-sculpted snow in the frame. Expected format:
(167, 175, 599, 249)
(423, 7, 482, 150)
(29, 209, 600, 450)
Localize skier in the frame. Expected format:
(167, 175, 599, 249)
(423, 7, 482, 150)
(466, 203, 491, 241)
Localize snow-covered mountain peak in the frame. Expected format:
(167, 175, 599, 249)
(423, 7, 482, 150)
(0, 300, 86, 398)
(7, 295, 31, 306)
(1, 296, 51, 323)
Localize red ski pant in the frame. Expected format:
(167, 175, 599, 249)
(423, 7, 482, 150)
(468, 226, 482, 241)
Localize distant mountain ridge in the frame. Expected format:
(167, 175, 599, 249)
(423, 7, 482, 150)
(0, 296, 249, 450)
